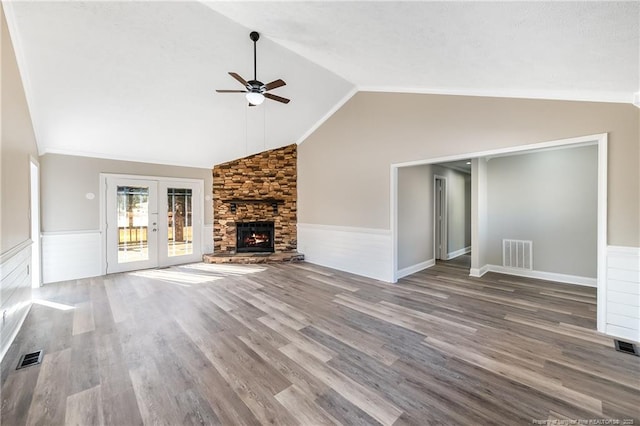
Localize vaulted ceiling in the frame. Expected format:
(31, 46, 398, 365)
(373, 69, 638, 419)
(4, 1, 639, 168)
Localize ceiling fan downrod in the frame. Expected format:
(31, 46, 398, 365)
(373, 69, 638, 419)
(250, 31, 259, 82)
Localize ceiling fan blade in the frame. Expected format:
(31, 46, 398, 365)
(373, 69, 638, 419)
(216, 90, 247, 93)
(229, 72, 248, 87)
(264, 93, 290, 104)
(264, 79, 286, 91)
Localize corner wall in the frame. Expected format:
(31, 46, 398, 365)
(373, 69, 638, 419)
(1, 4, 38, 359)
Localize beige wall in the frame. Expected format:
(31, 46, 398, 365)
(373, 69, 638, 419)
(298, 92, 639, 247)
(1, 5, 39, 253)
(40, 154, 213, 232)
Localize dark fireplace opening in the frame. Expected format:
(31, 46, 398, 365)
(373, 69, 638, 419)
(236, 221, 275, 253)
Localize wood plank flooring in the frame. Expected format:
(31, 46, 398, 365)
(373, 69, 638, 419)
(1, 259, 639, 425)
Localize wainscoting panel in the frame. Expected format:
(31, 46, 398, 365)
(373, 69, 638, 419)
(202, 224, 214, 254)
(297, 223, 392, 282)
(42, 231, 102, 284)
(605, 246, 640, 342)
(1, 240, 32, 361)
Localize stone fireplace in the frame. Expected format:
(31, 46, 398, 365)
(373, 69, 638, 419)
(210, 144, 298, 256)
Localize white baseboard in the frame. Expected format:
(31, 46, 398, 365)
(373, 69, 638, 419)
(446, 246, 471, 260)
(486, 264, 597, 287)
(469, 265, 489, 278)
(397, 259, 435, 279)
(42, 230, 102, 284)
(297, 223, 392, 282)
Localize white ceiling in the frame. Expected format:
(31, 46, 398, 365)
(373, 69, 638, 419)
(5, 1, 639, 169)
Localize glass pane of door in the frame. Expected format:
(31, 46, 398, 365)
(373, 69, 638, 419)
(167, 188, 193, 257)
(106, 178, 158, 274)
(117, 186, 150, 263)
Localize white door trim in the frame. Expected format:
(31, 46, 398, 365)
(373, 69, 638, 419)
(390, 133, 607, 335)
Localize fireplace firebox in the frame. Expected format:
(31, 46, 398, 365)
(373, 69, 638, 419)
(236, 221, 275, 253)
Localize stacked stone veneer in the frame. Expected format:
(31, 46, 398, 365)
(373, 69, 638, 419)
(213, 144, 297, 254)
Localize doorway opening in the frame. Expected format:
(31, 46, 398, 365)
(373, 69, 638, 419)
(391, 133, 607, 333)
(434, 175, 447, 260)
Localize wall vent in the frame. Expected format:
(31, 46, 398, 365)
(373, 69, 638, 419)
(503, 239, 533, 270)
(16, 350, 43, 370)
(614, 340, 639, 357)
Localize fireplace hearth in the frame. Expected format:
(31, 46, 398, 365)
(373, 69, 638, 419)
(236, 221, 275, 253)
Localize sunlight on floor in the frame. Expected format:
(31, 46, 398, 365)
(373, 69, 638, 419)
(32, 299, 75, 311)
(179, 263, 267, 275)
(127, 262, 267, 286)
(129, 269, 223, 286)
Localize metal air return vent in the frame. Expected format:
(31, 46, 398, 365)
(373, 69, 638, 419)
(16, 350, 44, 370)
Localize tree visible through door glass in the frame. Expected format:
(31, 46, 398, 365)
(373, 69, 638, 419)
(167, 188, 193, 257)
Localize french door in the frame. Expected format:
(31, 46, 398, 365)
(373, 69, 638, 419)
(104, 176, 202, 274)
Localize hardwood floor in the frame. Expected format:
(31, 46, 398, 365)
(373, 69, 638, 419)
(1, 260, 639, 425)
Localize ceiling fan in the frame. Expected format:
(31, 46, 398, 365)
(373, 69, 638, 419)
(216, 31, 290, 106)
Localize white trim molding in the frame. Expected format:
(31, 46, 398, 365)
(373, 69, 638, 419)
(357, 86, 634, 105)
(397, 259, 435, 280)
(298, 223, 392, 282)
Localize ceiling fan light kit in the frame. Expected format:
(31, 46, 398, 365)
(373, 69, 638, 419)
(216, 31, 290, 106)
(246, 92, 265, 105)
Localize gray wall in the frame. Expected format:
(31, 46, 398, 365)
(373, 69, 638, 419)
(298, 92, 639, 247)
(397, 164, 470, 270)
(486, 145, 598, 277)
(40, 154, 213, 232)
(1, 5, 39, 253)
(397, 165, 432, 269)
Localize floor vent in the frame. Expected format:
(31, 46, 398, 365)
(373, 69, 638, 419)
(614, 340, 639, 356)
(16, 350, 44, 370)
(503, 239, 533, 270)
